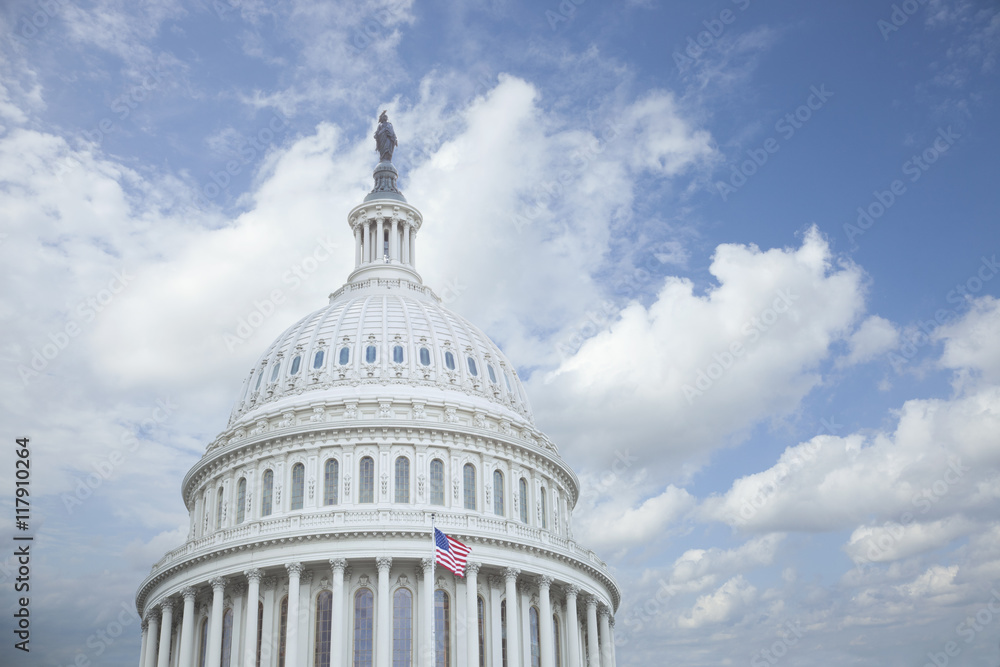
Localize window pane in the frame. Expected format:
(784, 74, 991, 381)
(365, 345, 377, 363)
(530, 607, 540, 667)
(519, 479, 528, 524)
(553, 615, 562, 667)
(256, 603, 264, 667)
(198, 618, 208, 667)
(324, 460, 339, 505)
(488, 364, 497, 384)
(395, 457, 410, 503)
(221, 608, 234, 667)
(463, 464, 476, 510)
(540, 488, 547, 529)
(278, 597, 288, 667)
(493, 470, 504, 516)
(313, 349, 325, 369)
(315, 591, 332, 667)
(444, 352, 455, 370)
(434, 591, 450, 667)
(217, 487, 224, 530)
(271, 364, 280, 381)
(504, 372, 512, 392)
(430, 459, 444, 506)
(354, 589, 374, 667)
(393, 345, 404, 363)
(236, 478, 246, 524)
(467, 357, 478, 376)
(290, 355, 301, 375)
(360, 457, 375, 503)
(419, 347, 430, 366)
(393, 588, 412, 667)
(478, 597, 486, 667)
(501, 601, 507, 667)
(339, 346, 350, 365)
(291, 463, 305, 510)
(262, 470, 273, 517)
(255, 371, 263, 391)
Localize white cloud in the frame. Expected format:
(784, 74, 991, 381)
(838, 314, 899, 367)
(936, 295, 1000, 384)
(677, 575, 757, 629)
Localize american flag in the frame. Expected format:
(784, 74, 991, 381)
(434, 528, 471, 577)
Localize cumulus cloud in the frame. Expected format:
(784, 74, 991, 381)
(677, 575, 757, 629)
(838, 314, 899, 367)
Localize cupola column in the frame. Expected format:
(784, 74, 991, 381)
(410, 230, 416, 267)
(376, 218, 384, 261)
(402, 223, 411, 265)
(389, 218, 398, 262)
(354, 225, 362, 267)
(363, 221, 372, 265)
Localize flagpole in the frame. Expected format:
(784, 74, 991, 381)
(430, 512, 436, 667)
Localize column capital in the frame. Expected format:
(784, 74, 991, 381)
(244, 568, 263, 584)
(376, 556, 393, 573)
(286, 562, 304, 577)
(598, 606, 611, 620)
(330, 558, 348, 573)
(565, 584, 581, 598)
(504, 567, 520, 583)
(608, 615, 616, 628)
(261, 576, 277, 591)
(147, 608, 161, 622)
(585, 594, 599, 609)
(209, 576, 227, 592)
(230, 581, 247, 596)
(420, 557, 434, 574)
(538, 574, 554, 591)
(465, 561, 482, 577)
(159, 599, 175, 613)
(141, 619, 149, 631)
(300, 569, 314, 585)
(181, 586, 198, 601)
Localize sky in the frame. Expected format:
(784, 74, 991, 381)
(1, 0, 999, 665)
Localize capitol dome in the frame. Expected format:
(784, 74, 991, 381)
(136, 117, 620, 667)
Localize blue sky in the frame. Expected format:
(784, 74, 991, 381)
(1, 0, 999, 665)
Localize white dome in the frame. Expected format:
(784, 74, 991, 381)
(229, 279, 533, 429)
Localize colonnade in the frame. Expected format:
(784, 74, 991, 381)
(138, 557, 616, 667)
(353, 216, 416, 268)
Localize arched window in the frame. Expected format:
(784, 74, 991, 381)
(395, 457, 410, 503)
(419, 347, 431, 366)
(198, 617, 209, 667)
(216, 487, 225, 530)
(291, 463, 305, 511)
(529, 607, 540, 667)
(354, 589, 374, 667)
(313, 349, 325, 369)
(270, 363, 280, 382)
(501, 600, 508, 667)
(463, 463, 476, 510)
(477, 596, 487, 667)
(553, 615, 562, 667)
(290, 355, 301, 375)
(493, 470, 505, 516)
(261, 470, 273, 517)
(221, 608, 234, 667)
(444, 351, 455, 370)
(467, 357, 478, 376)
(393, 588, 413, 667)
(236, 478, 247, 524)
(359, 456, 375, 503)
(315, 591, 332, 667)
(278, 596, 288, 667)
(519, 478, 529, 524)
(488, 364, 497, 384)
(540, 487, 547, 529)
(435, 590, 450, 667)
(365, 345, 377, 364)
(256, 602, 264, 667)
(393, 345, 404, 363)
(339, 346, 350, 365)
(430, 459, 444, 506)
(254, 370, 264, 391)
(324, 459, 339, 505)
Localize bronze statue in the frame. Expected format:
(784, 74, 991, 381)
(374, 110, 397, 162)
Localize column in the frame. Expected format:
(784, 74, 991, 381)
(608, 617, 616, 667)
(330, 559, 347, 667)
(389, 218, 398, 262)
(260, 578, 276, 667)
(564, 586, 580, 667)
(538, 576, 554, 667)
(179, 587, 197, 667)
(354, 225, 362, 267)
(489, 576, 503, 667)
(504, 568, 520, 667)
(520, 585, 531, 667)
(376, 218, 384, 261)
(409, 230, 416, 267)
(156, 601, 174, 667)
(138, 620, 148, 667)
(363, 221, 372, 264)
(231, 583, 245, 667)
(585, 597, 599, 667)
(285, 563, 303, 667)
(144, 611, 160, 667)
(421, 557, 434, 667)
(598, 608, 612, 667)
(243, 570, 262, 667)
(376, 557, 392, 667)
(207, 578, 226, 667)
(402, 224, 410, 265)
(465, 562, 481, 667)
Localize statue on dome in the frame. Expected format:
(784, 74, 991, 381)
(374, 110, 397, 162)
